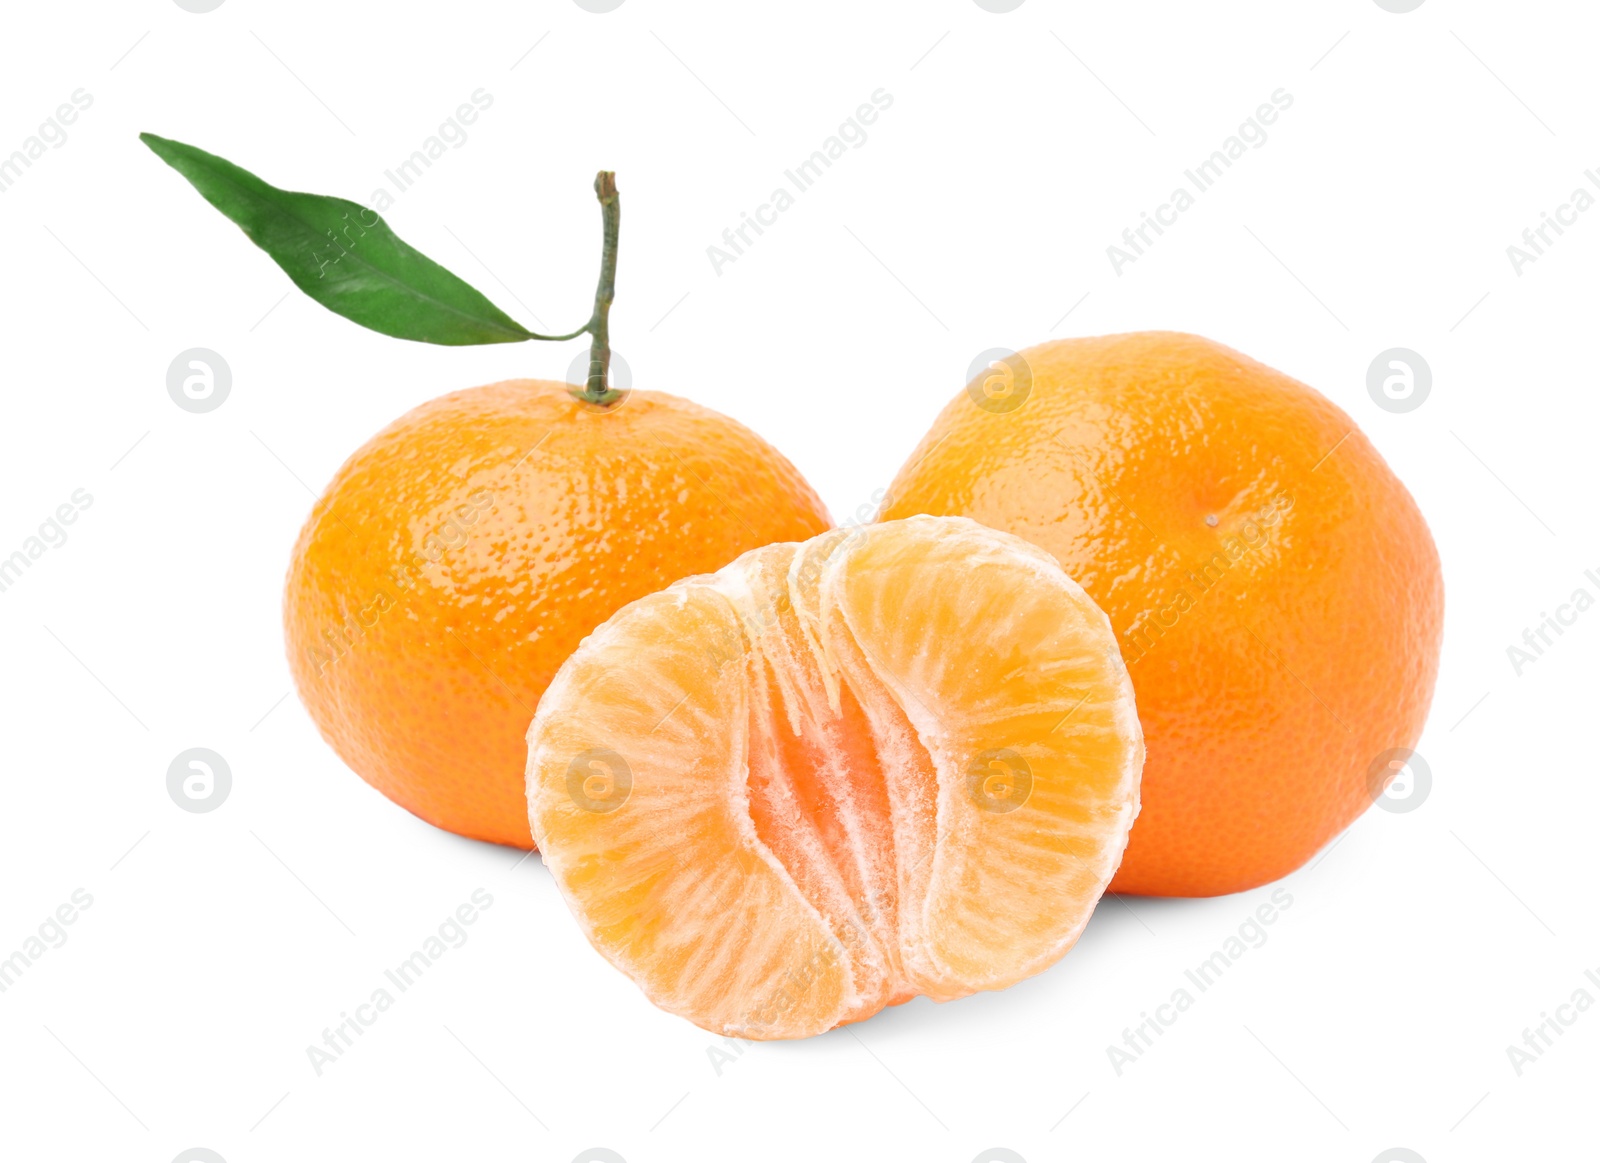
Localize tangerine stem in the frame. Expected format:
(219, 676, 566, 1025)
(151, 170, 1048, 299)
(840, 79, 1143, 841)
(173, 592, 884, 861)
(578, 171, 622, 406)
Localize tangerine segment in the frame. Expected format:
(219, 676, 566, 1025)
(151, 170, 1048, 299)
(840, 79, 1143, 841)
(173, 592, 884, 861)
(527, 516, 1143, 1038)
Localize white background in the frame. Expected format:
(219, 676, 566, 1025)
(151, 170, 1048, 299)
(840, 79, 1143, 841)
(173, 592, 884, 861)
(0, 1, 1594, 1161)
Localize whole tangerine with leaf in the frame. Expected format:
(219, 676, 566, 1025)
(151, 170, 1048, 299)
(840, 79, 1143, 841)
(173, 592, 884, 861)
(881, 332, 1444, 897)
(143, 135, 829, 847)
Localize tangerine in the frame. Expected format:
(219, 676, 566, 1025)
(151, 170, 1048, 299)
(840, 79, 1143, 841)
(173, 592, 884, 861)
(284, 380, 830, 848)
(881, 332, 1444, 896)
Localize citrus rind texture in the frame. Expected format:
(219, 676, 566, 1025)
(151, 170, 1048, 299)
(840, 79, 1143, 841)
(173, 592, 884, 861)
(284, 380, 831, 849)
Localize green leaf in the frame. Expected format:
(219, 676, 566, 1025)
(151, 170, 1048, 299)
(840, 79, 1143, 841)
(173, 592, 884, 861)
(140, 132, 535, 345)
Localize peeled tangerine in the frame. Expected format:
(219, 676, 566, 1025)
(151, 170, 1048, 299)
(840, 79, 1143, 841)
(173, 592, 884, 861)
(526, 516, 1143, 1038)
